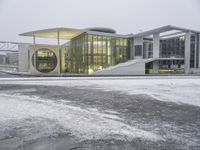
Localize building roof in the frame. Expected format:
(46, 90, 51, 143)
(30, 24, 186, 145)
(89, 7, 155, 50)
(20, 25, 200, 40)
(85, 27, 116, 34)
(20, 27, 130, 40)
(133, 25, 200, 37)
(19, 28, 85, 40)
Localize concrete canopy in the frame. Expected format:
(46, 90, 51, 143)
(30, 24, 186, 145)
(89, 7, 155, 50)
(19, 28, 85, 40)
(133, 25, 200, 37)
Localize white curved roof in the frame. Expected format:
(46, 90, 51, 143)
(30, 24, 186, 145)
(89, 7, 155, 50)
(20, 28, 85, 40)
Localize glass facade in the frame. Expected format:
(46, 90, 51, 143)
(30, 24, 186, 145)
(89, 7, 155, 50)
(145, 35, 199, 72)
(61, 33, 129, 74)
(158, 35, 198, 69)
(160, 36, 185, 58)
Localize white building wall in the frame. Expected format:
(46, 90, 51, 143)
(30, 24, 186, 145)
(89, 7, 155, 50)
(93, 61, 146, 75)
(153, 33, 160, 58)
(18, 43, 31, 72)
(194, 34, 197, 68)
(153, 33, 160, 73)
(153, 61, 159, 74)
(199, 33, 200, 68)
(185, 32, 191, 74)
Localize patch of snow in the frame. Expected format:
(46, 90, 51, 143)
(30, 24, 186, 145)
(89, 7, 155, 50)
(0, 93, 161, 141)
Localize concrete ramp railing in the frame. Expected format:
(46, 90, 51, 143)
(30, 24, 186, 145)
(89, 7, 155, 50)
(93, 58, 157, 75)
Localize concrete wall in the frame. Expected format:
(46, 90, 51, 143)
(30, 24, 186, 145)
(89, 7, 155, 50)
(93, 61, 145, 75)
(153, 60, 159, 74)
(188, 68, 200, 74)
(29, 45, 60, 75)
(184, 32, 191, 74)
(18, 43, 31, 72)
(153, 33, 160, 58)
(199, 33, 200, 68)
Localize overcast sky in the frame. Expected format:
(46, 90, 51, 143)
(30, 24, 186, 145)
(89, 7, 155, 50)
(0, 0, 200, 43)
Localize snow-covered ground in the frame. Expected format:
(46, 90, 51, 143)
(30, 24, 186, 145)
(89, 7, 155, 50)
(0, 76, 200, 149)
(0, 93, 160, 141)
(1, 76, 200, 106)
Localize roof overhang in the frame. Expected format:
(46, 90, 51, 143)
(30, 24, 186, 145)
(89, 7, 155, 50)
(133, 25, 200, 37)
(19, 28, 85, 40)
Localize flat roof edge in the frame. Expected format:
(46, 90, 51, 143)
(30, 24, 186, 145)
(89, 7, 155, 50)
(133, 25, 200, 37)
(19, 27, 85, 36)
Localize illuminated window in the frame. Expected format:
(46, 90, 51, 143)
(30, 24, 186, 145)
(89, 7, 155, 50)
(32, 48, 57, 73)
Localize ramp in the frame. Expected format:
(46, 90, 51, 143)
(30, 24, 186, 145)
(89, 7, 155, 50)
(93, 58, 156, 75)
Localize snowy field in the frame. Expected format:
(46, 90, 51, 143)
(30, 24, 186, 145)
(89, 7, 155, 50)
(0, 76, 200, 149)
(1, 76, 200, 106)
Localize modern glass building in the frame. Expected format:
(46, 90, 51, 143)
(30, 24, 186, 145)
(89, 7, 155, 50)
(18, 25, 200, 75)
(61, 31, 130, 74)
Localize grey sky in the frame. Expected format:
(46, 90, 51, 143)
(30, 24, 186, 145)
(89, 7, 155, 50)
(0, 0, 200, 43)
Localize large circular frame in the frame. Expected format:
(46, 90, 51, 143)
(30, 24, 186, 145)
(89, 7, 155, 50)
(32, 48, 57, 73)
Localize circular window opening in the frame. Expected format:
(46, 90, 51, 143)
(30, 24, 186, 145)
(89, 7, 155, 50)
(32, 48, 57, 73)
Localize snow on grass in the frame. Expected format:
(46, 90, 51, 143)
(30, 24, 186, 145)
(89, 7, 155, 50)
(0, 76, 200, 106)
(0, 93, 161, 141)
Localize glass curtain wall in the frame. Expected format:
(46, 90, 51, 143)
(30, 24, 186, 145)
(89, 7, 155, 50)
(159, 36, 185, 69)
(160, 36, 185, 58)
(62, 33, 129, 74)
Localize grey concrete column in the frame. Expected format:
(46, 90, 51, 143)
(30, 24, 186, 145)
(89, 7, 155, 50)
(153, 60, 159, 74)
(3, 56, 6, 64)
(199, 34, 200, 68)
(130, 38, 134, 59)
(134, 37, 143, 59)
(153, 33, 160, 58)
(195, 35, 197, 68)
(18, 44, 30, 72)
(184, 32, 191, 74)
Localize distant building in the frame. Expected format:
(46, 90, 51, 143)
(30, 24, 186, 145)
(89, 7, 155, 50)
(7, 52, 18, 65)
(0, 52, 7, 65)
(17, 25, 200, 75)
(0, 42, 19, 65)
